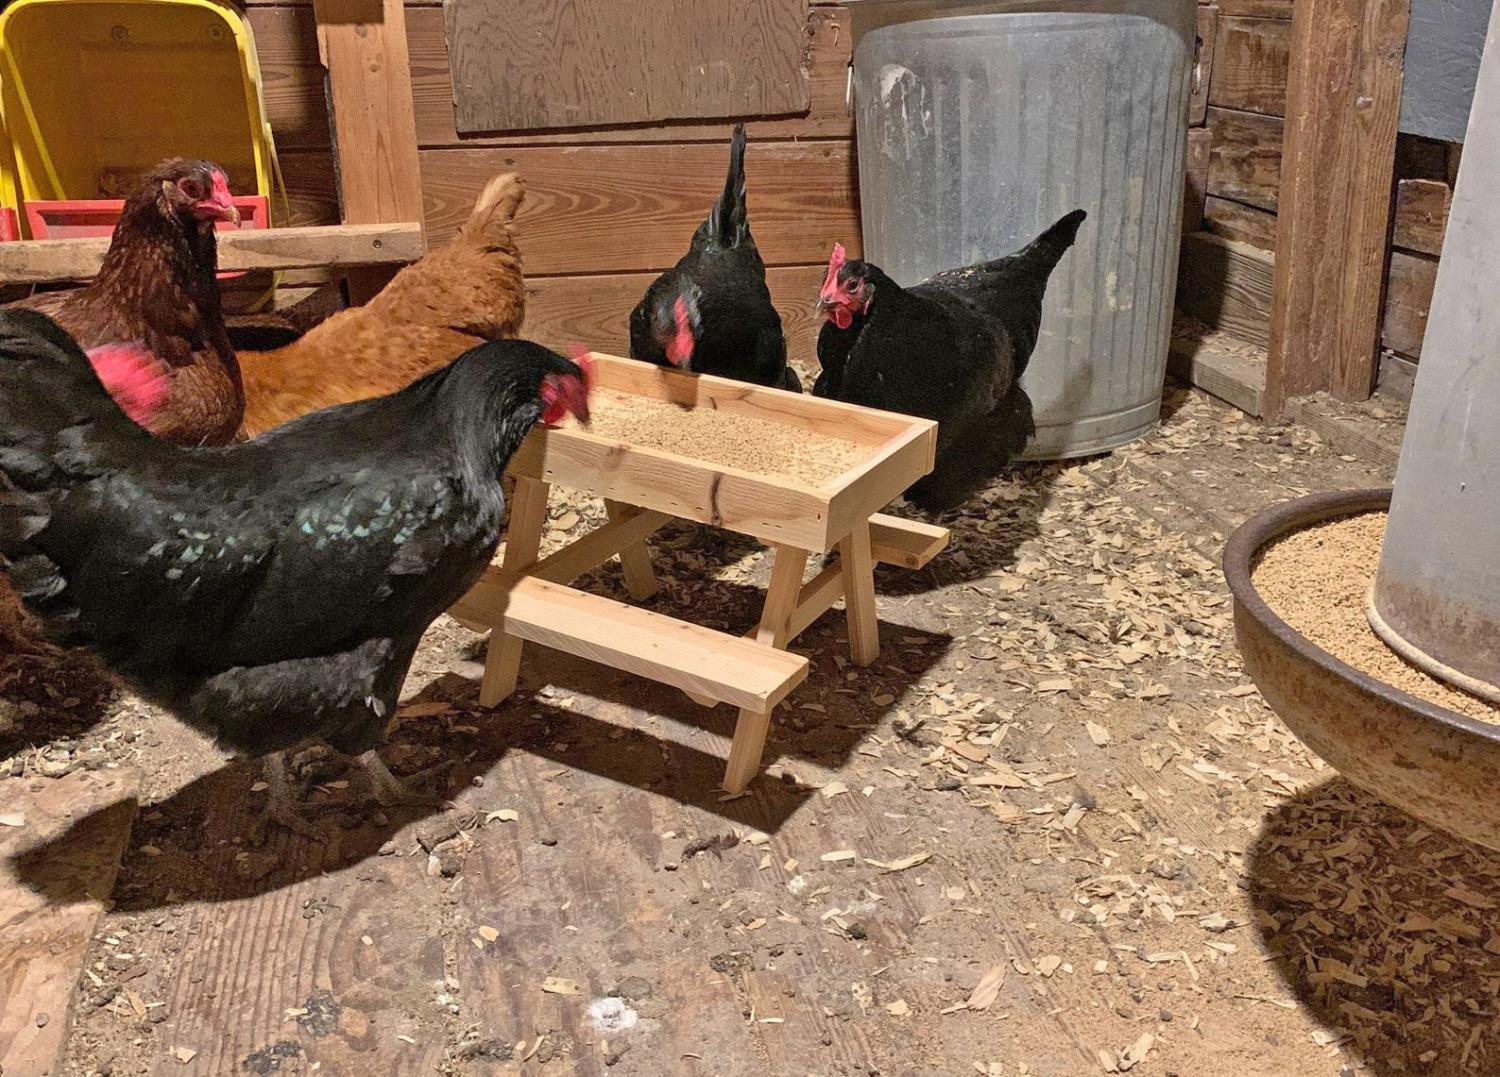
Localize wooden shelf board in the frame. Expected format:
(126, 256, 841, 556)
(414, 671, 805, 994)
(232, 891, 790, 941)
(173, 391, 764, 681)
(451, 573, 809, 712)
(1168, 317, 1269, 417)
(0, 223, 424, 284)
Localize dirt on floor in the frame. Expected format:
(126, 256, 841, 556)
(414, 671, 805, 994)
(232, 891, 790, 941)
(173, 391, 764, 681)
(9, 383, 1498, 1077)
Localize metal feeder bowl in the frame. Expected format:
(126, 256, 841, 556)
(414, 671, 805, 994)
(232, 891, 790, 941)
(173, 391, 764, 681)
(1224, 488, 1500, 853)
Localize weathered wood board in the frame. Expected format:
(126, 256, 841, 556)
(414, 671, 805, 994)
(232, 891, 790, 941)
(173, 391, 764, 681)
(1177, 231, 1275, 347)
(1192, 5, 1220, 126)
(1381, 249, 1440, 358)
(0, 769, 139, 1077)
(1392, 177, 1453, 256)
(1209, 16, 1291, 115)
(419, 142, 859, 270)
(444, 0, 811, 134)
(249, 6, 855, 150)
(1217, 0, 1294, 15)
(1183, 127, 1213, 234)
(1167, 330, 1267, 416)
(0, 224, 424, 286)
(1267, 0, 1411, 408)
(1206, 107, 1284, 212)
(270, 140, 859, 270)
(1203, 194, 1279, 250)
(154, 773, 450, 1075)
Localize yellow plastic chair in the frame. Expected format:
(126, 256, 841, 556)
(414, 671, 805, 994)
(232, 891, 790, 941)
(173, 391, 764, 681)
(0, 70, 22, 241)
(0, 0, 285, 297)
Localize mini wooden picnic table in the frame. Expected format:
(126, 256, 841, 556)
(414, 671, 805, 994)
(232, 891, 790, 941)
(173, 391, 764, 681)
(449, 353, 948, 793)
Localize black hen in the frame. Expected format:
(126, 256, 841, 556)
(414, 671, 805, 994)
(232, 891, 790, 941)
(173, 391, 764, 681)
(629, 125, 799, 391)
(0, 310, 590, 832)
(813, 210, 1087, 512)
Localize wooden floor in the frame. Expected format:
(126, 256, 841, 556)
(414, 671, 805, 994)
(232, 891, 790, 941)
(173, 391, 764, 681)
(13, 385, 1494, 1077)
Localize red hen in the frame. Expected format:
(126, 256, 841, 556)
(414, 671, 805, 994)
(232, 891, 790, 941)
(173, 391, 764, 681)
(8, 158, 244, 446)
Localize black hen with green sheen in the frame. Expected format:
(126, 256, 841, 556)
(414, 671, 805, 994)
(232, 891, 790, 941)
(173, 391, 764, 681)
(629, 124, 799, 391)
(813, 210, 1086, 512)
(0, 309, 590, 832)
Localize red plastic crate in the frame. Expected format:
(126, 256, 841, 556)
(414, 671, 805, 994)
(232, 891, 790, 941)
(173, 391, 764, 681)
(0, 209, 17, 242)
(23, 195, 268, 278)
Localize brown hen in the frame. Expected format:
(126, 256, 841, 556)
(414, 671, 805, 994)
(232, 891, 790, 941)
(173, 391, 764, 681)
(8, 158, 244, 446)
(239, 173, 527, 438)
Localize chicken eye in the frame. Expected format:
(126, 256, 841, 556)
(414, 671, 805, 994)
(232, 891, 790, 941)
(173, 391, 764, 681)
(178, 179, 202, 200)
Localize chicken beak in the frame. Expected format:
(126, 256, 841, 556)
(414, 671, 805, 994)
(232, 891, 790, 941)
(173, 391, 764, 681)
(194, 199, 241, 226)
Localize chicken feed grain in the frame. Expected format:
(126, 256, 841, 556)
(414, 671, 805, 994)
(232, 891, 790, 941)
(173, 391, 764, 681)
(565, 388, 870, 486)
(1254, 511, 1500, 724)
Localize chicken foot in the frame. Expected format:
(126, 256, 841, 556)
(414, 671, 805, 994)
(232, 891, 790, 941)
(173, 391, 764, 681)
(251, 751, 329, 844)
(356, 749, 457, 809)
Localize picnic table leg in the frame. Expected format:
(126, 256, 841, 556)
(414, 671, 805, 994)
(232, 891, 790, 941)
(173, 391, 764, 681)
(722, 545, 810, 792)
(479, 477, 551, 707)
(838, 520, 880, 667)
(606, 499, 659, 601)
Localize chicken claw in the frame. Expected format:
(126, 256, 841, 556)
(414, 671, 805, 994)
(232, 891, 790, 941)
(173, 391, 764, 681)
(251, 753, 326, 844)
(358, 750, 456, 809)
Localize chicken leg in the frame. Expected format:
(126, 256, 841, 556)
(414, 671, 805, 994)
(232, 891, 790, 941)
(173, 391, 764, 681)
(356, 749, 456, 809)
(252, 751, 326, 843)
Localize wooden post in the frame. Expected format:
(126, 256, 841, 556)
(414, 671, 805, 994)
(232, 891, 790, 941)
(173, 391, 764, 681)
(838, 522, 880, 667)
(605, 500, 660, 601)
(313, 0, 424, 305)
(478, 478, 551, 707)
(1265, 0, 1411, 417)
(723, 547, 810, 794)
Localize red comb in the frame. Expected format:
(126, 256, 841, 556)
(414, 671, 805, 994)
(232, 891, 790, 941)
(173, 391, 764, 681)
(820, 242, 848, 302)
(541, 345, 595, 426)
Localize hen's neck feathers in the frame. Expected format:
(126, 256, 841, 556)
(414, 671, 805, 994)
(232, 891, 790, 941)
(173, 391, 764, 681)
(89, 196, 231, 358)
(420, 353, 546, 484)
(844, 263, 910, 332)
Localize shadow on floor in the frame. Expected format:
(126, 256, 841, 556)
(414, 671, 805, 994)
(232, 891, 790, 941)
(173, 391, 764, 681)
(1247, 776, 1500, 1076)
(870, 459, 1070, 599)
(10, 584, 951, 911)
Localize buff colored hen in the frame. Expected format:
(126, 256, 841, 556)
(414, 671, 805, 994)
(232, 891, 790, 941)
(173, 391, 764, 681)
(238, 173, 527, 438)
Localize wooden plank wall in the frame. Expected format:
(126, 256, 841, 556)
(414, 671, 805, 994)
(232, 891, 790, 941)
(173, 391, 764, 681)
(245, 0, 858, 365)
(1178, 0, 1456, 402)
(1381, 135, 1459, 367)
(1177, 0, 1288, 342)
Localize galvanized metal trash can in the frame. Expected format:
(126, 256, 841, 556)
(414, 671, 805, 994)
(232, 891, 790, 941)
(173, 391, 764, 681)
(847, 0, 1196, 458)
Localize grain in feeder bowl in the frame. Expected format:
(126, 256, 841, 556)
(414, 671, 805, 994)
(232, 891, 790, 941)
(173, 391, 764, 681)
(1226, 491, 1500, 853)
(564, 389, 872, 487)
(1255, 511, 1500, 727)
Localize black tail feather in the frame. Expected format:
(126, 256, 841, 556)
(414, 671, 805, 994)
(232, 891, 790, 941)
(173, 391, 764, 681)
(1008, 209, 1087, 277)
(705, 123, 749, 248)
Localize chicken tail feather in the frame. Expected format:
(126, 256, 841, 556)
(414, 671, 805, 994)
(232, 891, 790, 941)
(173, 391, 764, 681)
(459, 172, 526, 246)
(1008, 209, 1088, 279)
(705, 123, 749, 248)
